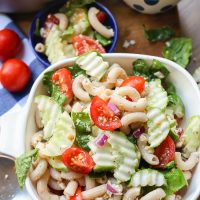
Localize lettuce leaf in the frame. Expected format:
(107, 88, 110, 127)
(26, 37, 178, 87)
(161, 168, 187, 196)
(144, 26, 175, 42)
(163, 37, 192, 68)
(94, 32, 112, 46)
(15, 149, 38, 189)
(72, 112, 92, 151)
(133, 59, 169, 81)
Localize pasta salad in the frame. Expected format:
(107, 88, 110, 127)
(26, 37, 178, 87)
(15, 52, 200, 200)
(34, 0, 114, 64)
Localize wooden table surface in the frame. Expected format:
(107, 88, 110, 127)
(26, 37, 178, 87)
(9, 0, 200, 74)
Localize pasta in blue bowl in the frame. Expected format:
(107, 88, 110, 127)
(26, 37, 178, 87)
(29, 0, 118, 67)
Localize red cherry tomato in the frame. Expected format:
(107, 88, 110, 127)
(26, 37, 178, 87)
(62, 147, 95, 174)
(70, 187, 83, 200)
(0, 29, 21, 61)
(52, 68, 73, 102)
(90, 96, 122, 131)
(121, 76, 145, 94)
(72, 35, 106, 56)
(97, 11, 106, 23)
(0, 58, 31, 92)
(154, 136, 175, 168)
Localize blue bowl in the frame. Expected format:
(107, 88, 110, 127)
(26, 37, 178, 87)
(29, 0, 118, 67)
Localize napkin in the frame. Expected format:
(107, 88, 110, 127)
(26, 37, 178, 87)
(0, 14, 46, 116)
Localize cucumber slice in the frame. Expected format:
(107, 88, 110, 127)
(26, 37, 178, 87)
(48, 157, 69, 172)
(106, 131, 141, 182)
(45, 25, 75, 64)
(88, 140, 115, 172)
(76, 51, 109, 80)
(34, 95, 61, 139)
(147, 108, 170, 148)
(40, 111, 76, 157)
(183, 116, 200, 156)
(129, 169, 166, 187)
(147, 79, 168, 110)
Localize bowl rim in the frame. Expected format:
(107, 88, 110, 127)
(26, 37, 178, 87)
(29, 0, 118, 67)
(23, 53, 200, 200)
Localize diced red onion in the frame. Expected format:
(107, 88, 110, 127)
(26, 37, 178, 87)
(107, 183, 118, 194)
(95, 134, 108, 147)
(131, 127, 145, 139)
(107, 102, 121, 116)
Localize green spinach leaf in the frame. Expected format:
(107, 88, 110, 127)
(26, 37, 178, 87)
(144, 26, 175, 42)
(168, 93, 185, 118)
(72, 112, 92, 151)
(94, 32, 112, 46)
(133, 59, 169, 81)
(15, 149, 38, 189)
(51, 84, 67, 107)
(163, 37, 192, 68)
(67, 64, 86, 78)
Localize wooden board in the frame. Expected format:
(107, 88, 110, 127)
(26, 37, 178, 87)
(101, 0, 182, 57)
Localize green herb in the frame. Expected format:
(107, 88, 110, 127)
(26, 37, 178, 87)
(163, 37, 192, 68)
(72, 112, 92, 151)
(51, 84, 67, 107)
(144, 26, 175, 42)
(161, 168, 187, 195)
(94, 32, 112, 46)
(15, 149, 38, 189)
(168, 93, 185, 118)
(67, 64, 86, 78)
(133, 59, 169, 81)
(62, 26, 74, 37)
(163, 161, 175, 169)
(34, 18, 40, 37)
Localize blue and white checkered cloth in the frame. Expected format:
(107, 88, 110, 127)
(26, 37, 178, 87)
(0, 14, 46, 116)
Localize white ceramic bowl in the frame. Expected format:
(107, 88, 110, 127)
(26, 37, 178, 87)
(0, 53, 200, 200)
(123, 0, 180, 14)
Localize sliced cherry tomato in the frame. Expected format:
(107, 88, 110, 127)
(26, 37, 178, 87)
(154, 136, 175, 169)
(90, 96, 122, 131)
(97, 11, 106, 23)
(72, 35, 106, 56)
(45, 14, 59, 30)
(52, 68, 73, 102)
(62, 147, 95, 174)
(0, 29, 22, 61)
(70, 187, 83, 200)
(0, 58, 31, 92)
(121, 76, 145, 94)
